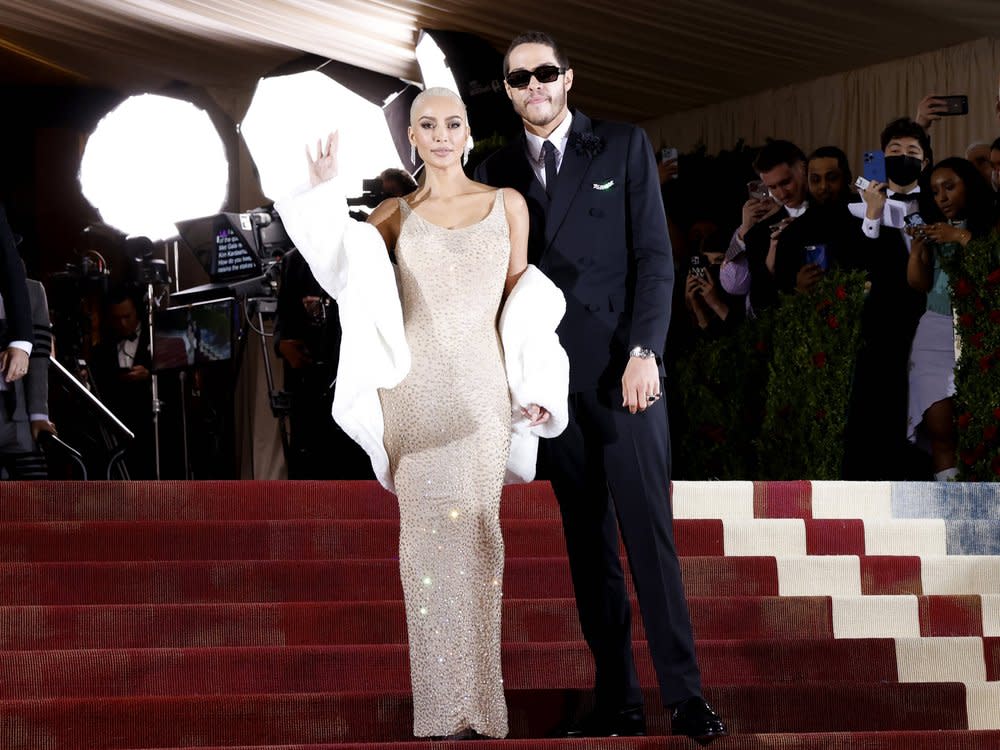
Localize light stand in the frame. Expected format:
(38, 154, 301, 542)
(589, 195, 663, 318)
(136, 253, 171, 480)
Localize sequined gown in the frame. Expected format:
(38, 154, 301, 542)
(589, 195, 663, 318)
(379, 191, 512, 738)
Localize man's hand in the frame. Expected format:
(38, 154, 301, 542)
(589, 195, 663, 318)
(862, 180, 888, 220)
(738, 198, 778, 240)
(122, 365, 150, 382)
(621, 356, 661, 415)
(795, 263, 825, 294)
(278, 339, 313, 369)
(1, 348, 29, 383)
(914, 95, 948, 130)
(657, 158, 678, 185)
(521, 404, 551, 427)
(30, 419, 56, 442)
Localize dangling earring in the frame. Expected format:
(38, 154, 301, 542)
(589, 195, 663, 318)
(410, 143, 416, 164)
(463, 135, 473, 166)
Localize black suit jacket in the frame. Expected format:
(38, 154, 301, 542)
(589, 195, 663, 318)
(475, 110, 674, 392)
(0, 203, 31, 347)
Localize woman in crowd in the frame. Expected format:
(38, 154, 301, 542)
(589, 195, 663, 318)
(907, 157, 995, 480)
(274, 87, 568, 739)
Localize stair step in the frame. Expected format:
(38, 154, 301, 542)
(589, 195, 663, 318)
(5, 481, 997, 523)
(2, 595, 997, 649)
(9, 518, 996, 560)
(4, 555, 1000, 606)
(0, 684, 976, 748)
(111, 732, 1000, 750)
(2, 638, 996, 698)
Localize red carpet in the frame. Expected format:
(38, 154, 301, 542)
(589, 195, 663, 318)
(0, 480, 998, 749)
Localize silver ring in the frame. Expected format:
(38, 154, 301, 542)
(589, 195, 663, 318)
(647, 394, 658, 402)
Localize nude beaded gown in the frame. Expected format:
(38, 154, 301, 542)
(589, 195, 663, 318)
(379, 190, 512, 738)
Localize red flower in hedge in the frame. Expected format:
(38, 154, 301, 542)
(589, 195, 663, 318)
(754, 340, 767, 353)
(812, 352, 827, 368)
(994, 407, 1000, 420)
(835, 286, 847, 300)
(962, 449, 977, 466)
(971, 332, 985, 349)
(959, 313, 976, 328)
(984, 424, 999, 442)
(991, 310, 1000, 324)
(827, 316, 840, 329)
(980, 355, 993, 373)
(955, 277, 973, 297)
(988, 268, 1000, 286)
(957, 412, 973, 430)
(815, 409, 827, 421)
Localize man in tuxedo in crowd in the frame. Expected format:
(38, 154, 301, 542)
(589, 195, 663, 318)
(0, 201, 34, 469)
(475, 30, 726, 744)
(89, 287, 155, 478)
(845, 117, 931, 479)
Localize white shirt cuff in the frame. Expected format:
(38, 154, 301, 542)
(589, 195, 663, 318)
(29, 413, 49, 422)
(862, 218, 881, 239)
(8, 340, 32, 355)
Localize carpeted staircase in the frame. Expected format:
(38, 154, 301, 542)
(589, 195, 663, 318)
(1, 479, 998, 749)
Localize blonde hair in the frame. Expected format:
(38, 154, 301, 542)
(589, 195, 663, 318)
(409, 86, 467, 125)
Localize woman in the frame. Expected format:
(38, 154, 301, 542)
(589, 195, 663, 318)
(275, 87, 568, 739)
(906, 157, 995, 480)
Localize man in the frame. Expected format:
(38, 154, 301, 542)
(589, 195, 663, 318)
(965, 142, 993, 187)
(719, 140, 809, 315)
(0, 202, 34, 468)
(89, 288, 155, 478)
(475, 31, 726, 744)
(774, 146, 860, 295)
(845, 117, 931, 479)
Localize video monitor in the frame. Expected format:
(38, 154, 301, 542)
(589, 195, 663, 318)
(174, 213, 263, 283)
(152, 297, 236, 371)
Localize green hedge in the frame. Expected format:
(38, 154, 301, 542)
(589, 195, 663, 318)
(670, 269, 868, 479)
(943, 232, 1000, 480)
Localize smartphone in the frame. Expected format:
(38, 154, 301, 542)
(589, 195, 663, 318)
(932, 95, 969, 116)
(904, 212, 926, 238)
(747, 179, 769, 201)
(661, 147, 678, 163)
(862, 150, 886, 184)
(803, 244, 828, 271)
(688, 253, 707, 279)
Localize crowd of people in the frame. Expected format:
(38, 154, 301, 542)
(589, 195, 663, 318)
(662, 101, 1000, 482)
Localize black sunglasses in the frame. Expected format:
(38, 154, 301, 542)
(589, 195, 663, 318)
(505, 64, 567, 89)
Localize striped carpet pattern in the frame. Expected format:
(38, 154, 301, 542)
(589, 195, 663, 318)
(0, 479, 998, 749)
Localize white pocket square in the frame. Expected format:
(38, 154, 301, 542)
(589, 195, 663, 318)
(592, 179, 614, 191)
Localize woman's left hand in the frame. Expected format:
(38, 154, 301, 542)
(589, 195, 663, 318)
(522, 404, 550, 426)
(921, 223, 970, 246)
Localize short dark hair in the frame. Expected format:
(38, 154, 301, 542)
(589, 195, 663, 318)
(503, 31, 570, 77)
(105, 285, 138, 310)
(379, 168, 417, 197)
(879, 117, 931, 162)
(753, 140, 807, 174)
(990, 136, 1000, 152)
(808, 145, 853, 188)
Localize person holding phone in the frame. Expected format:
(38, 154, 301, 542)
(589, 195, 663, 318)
(905, 158, 995, 481)
(845, 118, 932, 480)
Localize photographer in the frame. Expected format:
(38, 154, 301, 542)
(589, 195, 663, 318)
(89, 286, 155, 478)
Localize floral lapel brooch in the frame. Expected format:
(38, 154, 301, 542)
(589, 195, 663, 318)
(568, 131, 605, 158)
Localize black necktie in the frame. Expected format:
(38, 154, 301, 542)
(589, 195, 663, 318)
(542, 141, 558, 197)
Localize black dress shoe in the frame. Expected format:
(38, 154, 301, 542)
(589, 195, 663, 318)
(670, 697, 727, 746)
(560, 705, 646, 737)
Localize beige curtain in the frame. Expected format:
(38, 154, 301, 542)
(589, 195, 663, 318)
(642, 37, 1000, 171)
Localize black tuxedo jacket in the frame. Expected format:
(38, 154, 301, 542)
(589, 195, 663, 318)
(0, 203, 31, 347)
(475, 110, 674, 392)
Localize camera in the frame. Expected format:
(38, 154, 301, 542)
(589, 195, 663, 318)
(346, 177, 386, 209)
